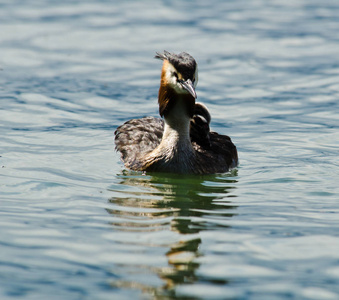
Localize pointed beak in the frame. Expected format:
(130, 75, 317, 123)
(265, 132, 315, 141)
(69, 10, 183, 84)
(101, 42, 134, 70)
(180, 79, 197, 99)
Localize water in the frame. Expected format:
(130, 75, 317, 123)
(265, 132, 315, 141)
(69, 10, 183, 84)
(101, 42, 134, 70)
(1, 0, 339, 299)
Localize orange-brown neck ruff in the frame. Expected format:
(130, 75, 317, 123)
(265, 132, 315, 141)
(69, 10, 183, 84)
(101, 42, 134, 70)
(158, 60, 195, 118)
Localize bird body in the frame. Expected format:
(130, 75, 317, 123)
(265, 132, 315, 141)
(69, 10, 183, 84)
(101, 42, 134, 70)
(115, 51, 238, 174)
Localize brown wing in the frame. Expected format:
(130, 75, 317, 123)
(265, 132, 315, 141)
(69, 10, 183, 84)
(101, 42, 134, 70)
(114, 117, 164, 166)
(190, 102, 238, 172)
(193, 132, 238, 173)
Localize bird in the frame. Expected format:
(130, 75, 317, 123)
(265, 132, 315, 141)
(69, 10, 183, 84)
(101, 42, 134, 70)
(114, 51, 238, 174)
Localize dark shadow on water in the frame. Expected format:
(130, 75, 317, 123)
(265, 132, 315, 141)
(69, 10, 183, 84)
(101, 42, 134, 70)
(107, 170, 238, 298)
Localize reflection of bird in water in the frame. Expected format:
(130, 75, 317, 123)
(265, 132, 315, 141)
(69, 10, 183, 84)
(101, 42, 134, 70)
(108, 173, 238, 234)
(107, 173, 237, 294)
(115, 51, 238, 174)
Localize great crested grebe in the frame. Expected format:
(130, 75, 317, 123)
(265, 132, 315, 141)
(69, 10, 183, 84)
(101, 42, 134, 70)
(114, 51, 238, 174)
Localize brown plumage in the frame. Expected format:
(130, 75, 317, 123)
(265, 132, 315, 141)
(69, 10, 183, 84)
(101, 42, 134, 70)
(114, 51, 238, 174)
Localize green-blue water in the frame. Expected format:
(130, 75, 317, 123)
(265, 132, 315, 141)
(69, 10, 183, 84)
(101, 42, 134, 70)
(1, 1, 339, 299)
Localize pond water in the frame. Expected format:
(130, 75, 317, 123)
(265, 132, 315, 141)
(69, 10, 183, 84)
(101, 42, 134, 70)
(1, 0, 339, 299)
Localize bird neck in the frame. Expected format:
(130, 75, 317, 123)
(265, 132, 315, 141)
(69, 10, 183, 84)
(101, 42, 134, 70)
(148, 94, 195, 165)
(140, 92, 196, 173)
(161, 97, 192, 149)
(157, 79, 196, 150)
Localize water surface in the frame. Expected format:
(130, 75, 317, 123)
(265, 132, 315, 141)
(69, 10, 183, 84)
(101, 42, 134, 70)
(1, 0, 339, 299)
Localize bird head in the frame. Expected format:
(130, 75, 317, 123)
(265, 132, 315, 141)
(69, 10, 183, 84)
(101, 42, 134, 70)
(155, 51, 198, 118)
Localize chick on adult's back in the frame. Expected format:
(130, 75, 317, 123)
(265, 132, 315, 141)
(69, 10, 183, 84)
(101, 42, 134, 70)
(115, 51, 238, 174)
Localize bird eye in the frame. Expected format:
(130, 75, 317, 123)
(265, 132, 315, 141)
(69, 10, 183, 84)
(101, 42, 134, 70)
(173, 72, 178, 79)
